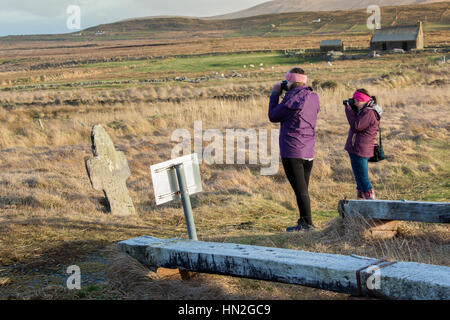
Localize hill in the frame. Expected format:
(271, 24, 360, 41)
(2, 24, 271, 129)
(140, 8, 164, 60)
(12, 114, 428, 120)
(1, 2, 449, 41)
(82, 2, 450, 39)
(207, 0, 449, 20)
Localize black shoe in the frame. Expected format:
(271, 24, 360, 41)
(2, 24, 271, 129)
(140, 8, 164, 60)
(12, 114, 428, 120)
(286, 221, 315, 232)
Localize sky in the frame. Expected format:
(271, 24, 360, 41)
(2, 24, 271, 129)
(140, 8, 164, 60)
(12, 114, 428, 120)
(0, 0, 268, 36)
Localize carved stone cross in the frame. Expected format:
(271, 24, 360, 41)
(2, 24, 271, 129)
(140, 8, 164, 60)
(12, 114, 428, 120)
(85, 125, 136, 216)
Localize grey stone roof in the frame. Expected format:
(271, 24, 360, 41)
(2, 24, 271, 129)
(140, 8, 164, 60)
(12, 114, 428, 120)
(371, 25, 419, 42)
(320, 39, 342, 46)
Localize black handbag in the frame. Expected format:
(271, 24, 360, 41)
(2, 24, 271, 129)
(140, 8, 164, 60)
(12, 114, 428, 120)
(369, 126, 385, 162)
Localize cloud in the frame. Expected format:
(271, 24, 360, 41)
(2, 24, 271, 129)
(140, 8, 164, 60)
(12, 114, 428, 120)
(2, 0, 70, 18)
(0, 0, 267, 36)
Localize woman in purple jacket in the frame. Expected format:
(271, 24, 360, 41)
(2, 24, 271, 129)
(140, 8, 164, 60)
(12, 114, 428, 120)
(269, 68, 320, 232)
(344, 89, 383, 200)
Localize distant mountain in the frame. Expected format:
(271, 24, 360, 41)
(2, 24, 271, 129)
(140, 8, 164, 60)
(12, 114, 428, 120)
(75, 2, 447, 40)
(206, 0, 448, 20)
(3, 2, 447, 41)
(78, 2, 448, 38)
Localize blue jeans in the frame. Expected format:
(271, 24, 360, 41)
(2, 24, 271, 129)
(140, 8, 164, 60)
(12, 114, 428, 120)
(348, 152, 373, 192)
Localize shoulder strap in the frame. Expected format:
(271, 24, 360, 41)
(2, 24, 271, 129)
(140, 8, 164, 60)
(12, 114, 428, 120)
(368, 107, 382, 146)
(379, 125, 382, 146)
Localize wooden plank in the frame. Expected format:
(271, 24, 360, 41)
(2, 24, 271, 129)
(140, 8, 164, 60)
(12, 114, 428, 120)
(338, 200, 450, 223)
(118, 236, 450, 300)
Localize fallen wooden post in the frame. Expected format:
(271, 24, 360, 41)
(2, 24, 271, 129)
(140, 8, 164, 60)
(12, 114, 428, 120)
(338, 200, 450, 224)
(364, 220, 399, 239)
(118, 236, 450, 300)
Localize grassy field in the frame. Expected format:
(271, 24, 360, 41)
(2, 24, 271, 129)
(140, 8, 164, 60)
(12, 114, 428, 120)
(0, 2, 449, 300)
(78, 52, 311, 73)
(0, 41, 449, 299)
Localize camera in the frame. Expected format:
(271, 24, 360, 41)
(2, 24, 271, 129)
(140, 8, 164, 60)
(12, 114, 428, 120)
(281, 80, 289, 92)
(343, 98, 355, 107)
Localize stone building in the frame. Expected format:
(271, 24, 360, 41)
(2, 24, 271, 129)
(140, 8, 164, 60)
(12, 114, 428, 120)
(320, 39, 344, 52)
(370, 21, 424, 51)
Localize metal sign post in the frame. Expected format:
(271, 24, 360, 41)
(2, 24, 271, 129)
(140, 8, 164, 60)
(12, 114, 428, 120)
(150, 154, 202, 241)
(174, 163, 197, 241)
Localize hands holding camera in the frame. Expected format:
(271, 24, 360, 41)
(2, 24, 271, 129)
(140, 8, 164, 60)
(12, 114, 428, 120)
(272, 81, 289, 94)
(272, 81, 282, 94)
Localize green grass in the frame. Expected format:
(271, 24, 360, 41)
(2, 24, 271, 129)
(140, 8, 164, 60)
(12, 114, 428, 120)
(424, 23, 450, 31)
(419, 141, 450, 202)
(266, 28, 317, 37)
(421, 180, 450, 202)
(383, 139, 450, 203)
(346, 24, 372, 34)
(0, 58, 28, 65)
(313, 23, 354, 34)
(80, 52, 322, 73)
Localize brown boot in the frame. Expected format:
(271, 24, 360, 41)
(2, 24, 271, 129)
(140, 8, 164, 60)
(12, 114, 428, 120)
(357, 189, 364, 200)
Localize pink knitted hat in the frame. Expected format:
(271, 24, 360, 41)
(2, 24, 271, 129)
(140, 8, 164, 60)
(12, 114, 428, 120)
(353, 91, 372, 102)
(285, 72, 308, 84)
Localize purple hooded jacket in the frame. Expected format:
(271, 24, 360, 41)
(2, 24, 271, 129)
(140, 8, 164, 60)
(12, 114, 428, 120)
(344, 103, 381, 158)
(268, 86, 320, 159)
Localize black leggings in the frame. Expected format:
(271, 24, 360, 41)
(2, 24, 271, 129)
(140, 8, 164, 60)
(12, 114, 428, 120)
(281, 158, 314, 225)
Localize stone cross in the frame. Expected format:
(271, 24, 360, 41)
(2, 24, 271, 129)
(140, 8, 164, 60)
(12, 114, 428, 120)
(85, 125, 136, 216)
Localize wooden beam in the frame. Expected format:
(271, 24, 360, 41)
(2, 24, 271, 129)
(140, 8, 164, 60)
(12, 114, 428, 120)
(118, 236, 450, 300)
(338, 200, 450, 223)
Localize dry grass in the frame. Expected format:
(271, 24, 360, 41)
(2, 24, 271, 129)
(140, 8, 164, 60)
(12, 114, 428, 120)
(0, 39, 449, 299)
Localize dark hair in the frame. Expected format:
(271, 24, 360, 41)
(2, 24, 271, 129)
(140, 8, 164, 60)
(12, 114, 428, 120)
(289, 67, 307, 87)
(356, 88, 377, 104)
(290, 67, 305, 74)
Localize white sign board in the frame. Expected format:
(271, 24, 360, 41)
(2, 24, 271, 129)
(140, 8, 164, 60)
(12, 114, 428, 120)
(150, 153, 202, 206)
